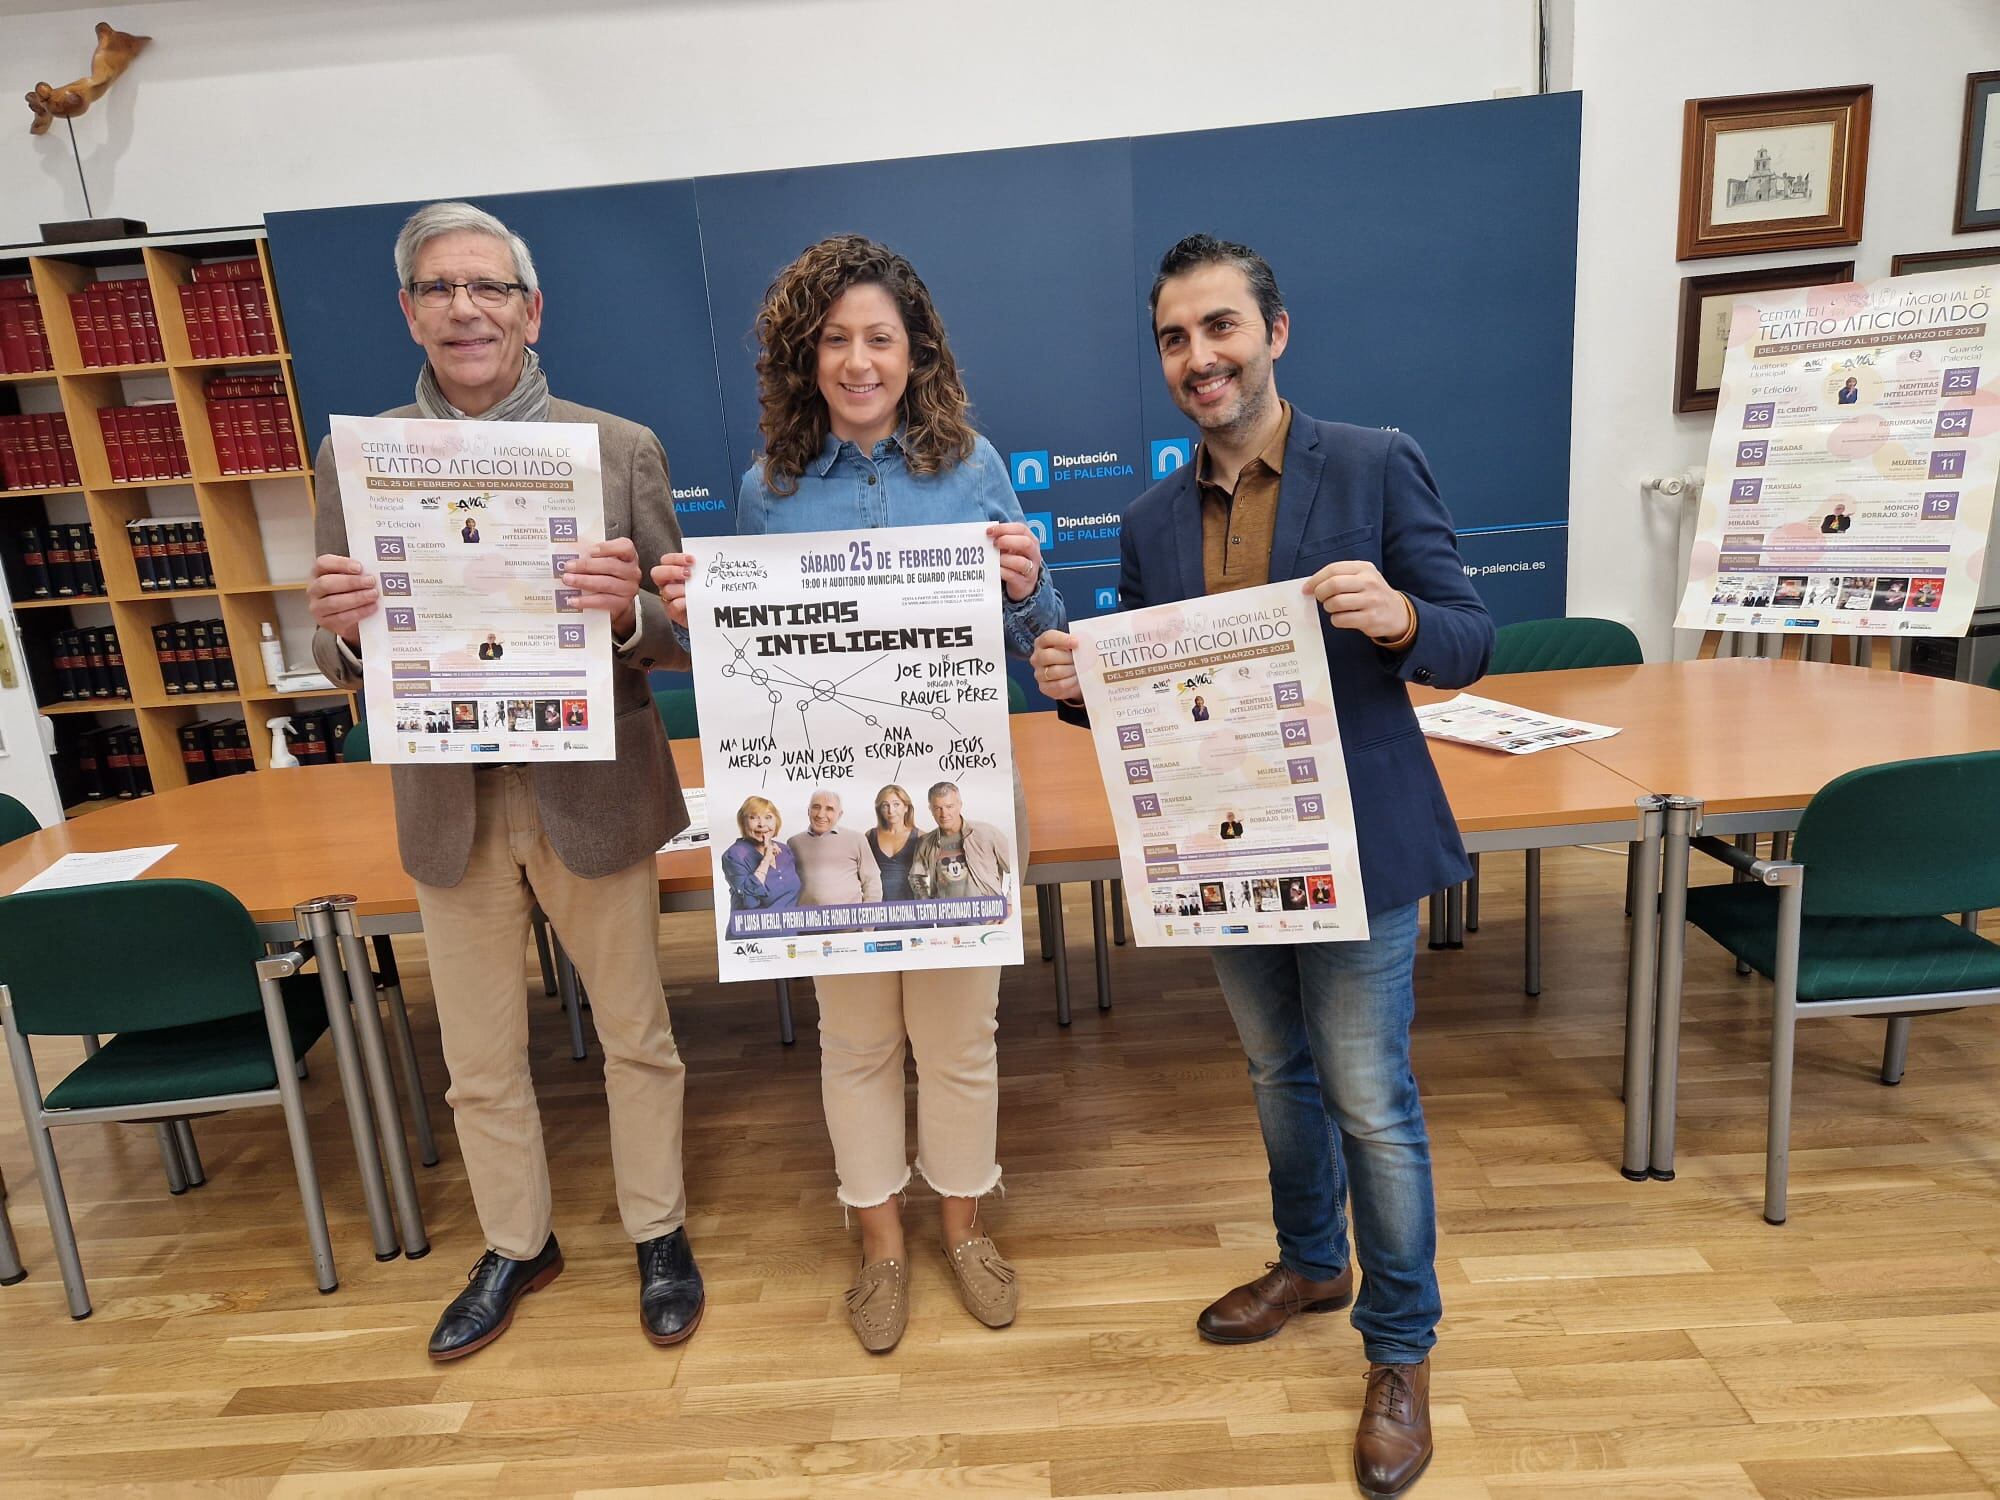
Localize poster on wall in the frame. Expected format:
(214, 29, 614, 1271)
(331, 416, 615, 761)
(1067, 581, 1367, 947)
(1676, 268, 1998, 637)
(684, 523, 1023, 981)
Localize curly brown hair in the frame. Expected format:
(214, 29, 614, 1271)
(754, 235, 977, 496)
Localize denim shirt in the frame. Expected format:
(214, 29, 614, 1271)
(733, 431, 1065, 659)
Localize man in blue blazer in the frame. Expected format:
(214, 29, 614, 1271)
(1033, 235, 1492, 1499)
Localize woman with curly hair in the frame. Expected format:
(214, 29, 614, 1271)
(655, 235, 1063, 1352)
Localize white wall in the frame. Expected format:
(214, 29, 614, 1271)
(1, 0, 1534, 241)
(1562, 0, 2000, 660)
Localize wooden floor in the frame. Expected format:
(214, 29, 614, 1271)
(2, 848, 1999, 1498)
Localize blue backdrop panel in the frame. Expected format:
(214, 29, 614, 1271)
(1129, 93, 1580, 537)
(693, 141, 1150, 565)
(267, 180, 740, 537)
(1453, 524, 1569, 623)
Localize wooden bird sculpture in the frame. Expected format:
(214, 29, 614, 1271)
(25, 22, 150, 136)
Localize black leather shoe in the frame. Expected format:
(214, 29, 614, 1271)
(637, 1227, 704, 1346)
(427, 1235, 563, 1361)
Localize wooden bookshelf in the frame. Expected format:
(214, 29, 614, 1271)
(0, 231, 354, 808)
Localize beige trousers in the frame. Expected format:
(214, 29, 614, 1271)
(415, 767, 686, 1259)
(814, 965, 1003, 1209)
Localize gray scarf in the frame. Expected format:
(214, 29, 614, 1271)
(415, 345, 551, 423)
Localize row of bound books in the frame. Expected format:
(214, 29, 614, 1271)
(44, 626, 131, 703)
(99, 404, 191, 483)
(13, 523, 108, 599)
(206, 377, 302, 473)
(0, 277, 52, 373)
(68, 279, 164, 367)
(129, 517, 213, 591)
(0, 412, 81, 491)
(181, 717, 254, 782)
(283, 705, 355, 765)
(72, 725, 152, 801)
(178, 277, 278, 359)
(151, 618, 236, 695)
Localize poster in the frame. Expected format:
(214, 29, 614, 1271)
(331, 416, 614, 762)
(1415, 694, 1619, 755)
(1676, 267, 1999, 637)
(684, 522, 1023, 980)
(1067, 581, 1367, 947)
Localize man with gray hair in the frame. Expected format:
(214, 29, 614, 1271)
(788, 789, 880, 911)
(306, 201, 705, 1359)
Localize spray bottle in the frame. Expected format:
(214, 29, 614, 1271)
(267, 715, 299, 769)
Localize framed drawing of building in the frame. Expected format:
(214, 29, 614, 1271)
(1673, 260, 1855, 413)
(1677, 86, 1872, 260)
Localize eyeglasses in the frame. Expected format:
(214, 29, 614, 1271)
(407, 278, 528, 309)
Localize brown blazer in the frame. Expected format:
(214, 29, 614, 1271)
(311, 397, 691, 887)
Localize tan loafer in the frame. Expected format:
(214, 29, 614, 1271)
(944, 1233, 1018, 1328)
(844, 1256, 910, 1353)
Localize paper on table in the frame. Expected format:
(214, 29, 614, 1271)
(660, 788, 708, 851)
(14, 844, 177, 892)
(1415, 694, 1620, 755)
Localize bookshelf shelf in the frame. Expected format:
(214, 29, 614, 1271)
(3, 232, 354, 808)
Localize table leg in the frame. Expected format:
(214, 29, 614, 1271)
(297, 899, 400, 1261)
(774, 980, 796, 1046)
(1523, 848, 1541, 997)
(1428, 891, 1446, 949)
(1465, 854, 1480, 933)
(330, 900, 429, 1257)
(1038, 886, 1056, 962)
(1091, 881, 1111, 1011)
(1621, 797, 1667, 1181)
(1111, 879, 1127, 946)
(1048, 887, 1071, 1027)
(1444, 883, 1465, 948)
(1647, 798, 1701, 1181)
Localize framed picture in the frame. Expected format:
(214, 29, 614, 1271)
(1673, 260, 1854, 413)
(1955, 71, 2000, 233)
(1677, 86, 1872, 260)
(1890, 245, 2000, 276)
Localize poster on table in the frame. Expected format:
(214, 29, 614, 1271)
(1676, 267, 1998, 637)
(1067, 581, 1368, 947)
(684, 522, 1023, 980)
(331, 416, 615, 762)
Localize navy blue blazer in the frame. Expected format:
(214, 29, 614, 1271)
(1062, 411, 1493, 914)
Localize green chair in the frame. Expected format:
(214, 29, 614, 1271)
(1007, 676, 1027, 714)
(0, 794, 38, 847)
(1465, 617, 1644, 994)
(0, 795, 37, 1286)
(1987, 659, 2000, 692)
(1682, 751, 2000, 1223)
(653, 687, 699, 740)
(0, 879, 341, 1317)
(340, 719, 370, 762)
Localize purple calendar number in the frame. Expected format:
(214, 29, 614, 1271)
(557, 623, 586, 648)
(553, 588, 582, 613)
(373, 534, 407, 561)
(1921, 491, 1961, 521)
(385, 607, 417, 632)
(1742, 402, 1775, 429)
(1942, 367, 1979, 396)
(551, 552, 579, 579)
(1280, 718, 1311, 747)
(1133, 793, 1162, 818)
(1935, 409, 1973, 438)
(1124, 759, 1153, 784)
(1272, 680, 1304, 709)
(1294, 794, 1326, 822)
(1730, 478, 1763, 503)
(379, 572, 412, 596)
(1930, 449, 1967, 479)
(548, 516, 580, 542)
(1736, 440, 1768, 467)
(1116, 723, 1146, 749)
(1287, 756, 1316, 784)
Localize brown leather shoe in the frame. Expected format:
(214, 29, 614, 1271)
(1354, 1358, 1433, 1498)
(1195, 1260, 1353, 1344)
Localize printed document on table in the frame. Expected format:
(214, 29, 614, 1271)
(1414, 694, 1620, 755)
(1068, 580, 1367, 947)
(332, 416, 615, 763)
(15, 844, 176, 892)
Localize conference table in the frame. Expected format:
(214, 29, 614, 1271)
(1426, 658, 2000, 1180)
(0, 707, 1660, 1264)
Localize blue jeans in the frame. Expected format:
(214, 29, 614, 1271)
(1209, 903, 1439, 1364)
